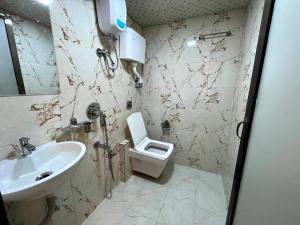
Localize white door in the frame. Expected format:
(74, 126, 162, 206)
(233, 0, 300, 225)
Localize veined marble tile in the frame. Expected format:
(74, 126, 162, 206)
(157, 196, 194, 225)
(222, 0, 265, 206)
(166, 180, 197, 201)
(142, 9, 246, 176)
(195, 184, 227, 216)
(83, 163, 226, 225)
(3, 0, 142, 224)
(0, 95, 61, 160)
(5, 198, 47, 225)
(119, 212, 157, 225)
(81, 198, 128, 225)
(193, 208, 226, 225)
(12, 15, 59, 95)
(130, 189, 166, 220)
(51, 179, 77, 225)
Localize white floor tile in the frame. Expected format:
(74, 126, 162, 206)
(157, 196, 194, 225)
(82, 163, 227, 225)
(193, 207, 226, 225)
(194, 186, 226, 216)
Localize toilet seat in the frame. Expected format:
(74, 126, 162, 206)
(127, 112, 174, 178)
(135, 137, 173, 160)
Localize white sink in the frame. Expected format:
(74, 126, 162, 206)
(0, 141, 86, 202)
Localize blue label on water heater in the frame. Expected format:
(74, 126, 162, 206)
(116, 18, 126, 30)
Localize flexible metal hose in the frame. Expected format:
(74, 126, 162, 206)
(100, 113, 115, 182)
(96, 35, 119, 73)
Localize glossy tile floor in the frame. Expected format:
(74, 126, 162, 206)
(82, 163, 227, 225)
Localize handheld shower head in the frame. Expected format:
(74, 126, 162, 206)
(100, 111, 106, 126)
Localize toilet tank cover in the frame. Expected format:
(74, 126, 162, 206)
(127, 112, 147, 146)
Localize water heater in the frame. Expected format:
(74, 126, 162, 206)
(96, 0, 127, 35)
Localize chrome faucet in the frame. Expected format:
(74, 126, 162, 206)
(61, 117, 92, 133)
(19, 137, 36, 157)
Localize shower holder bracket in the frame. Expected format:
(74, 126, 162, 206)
(94, 141, 110, 150)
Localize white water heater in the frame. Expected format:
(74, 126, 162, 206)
(96, 0, 127, 35)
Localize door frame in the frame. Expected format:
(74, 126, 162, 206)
(225, 0, 275, 224)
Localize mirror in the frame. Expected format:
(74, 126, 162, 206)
(0, 0, 59, 96)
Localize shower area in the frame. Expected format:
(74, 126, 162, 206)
(84, 0, 265, 224)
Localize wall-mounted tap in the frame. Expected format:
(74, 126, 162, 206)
(161, 120, 171, 135)
(18, 137, 36, 157)
(62, 117, 93, 133)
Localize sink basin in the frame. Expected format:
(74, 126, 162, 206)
(0, 141, 86, 202)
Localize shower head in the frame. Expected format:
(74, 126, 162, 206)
(99, 111, 107, 126)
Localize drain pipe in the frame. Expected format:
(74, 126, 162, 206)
(39, 196, 56, 225)
(132, 62, 143, 88)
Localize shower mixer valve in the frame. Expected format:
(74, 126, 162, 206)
(86, 102, 101, 120)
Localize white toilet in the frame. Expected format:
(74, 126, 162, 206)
(127, 112, 174, 178)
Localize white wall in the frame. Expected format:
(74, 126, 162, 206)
(233, 0, 300, 224)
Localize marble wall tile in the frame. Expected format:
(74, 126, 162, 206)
(1, 0, 142, 225)
(222, 0, 265, 206)
(5, 197, 48, 225)
(142, 9, 246, 174)
(0, 95, 61, 160)
(50, 0, 141, 223)
(12, 15, 59, 95)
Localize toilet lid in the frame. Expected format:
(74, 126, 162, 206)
(127, 112, 147, 146)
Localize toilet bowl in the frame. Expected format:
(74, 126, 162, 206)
(127, 112, 174, 178)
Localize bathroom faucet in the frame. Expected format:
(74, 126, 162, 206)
(19, 137, 36, 157)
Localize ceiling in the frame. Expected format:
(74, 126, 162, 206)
(0, 0, 50, 27)
(126, 0, 250, 27)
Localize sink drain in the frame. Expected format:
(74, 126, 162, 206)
(35, 171, 53, 181)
